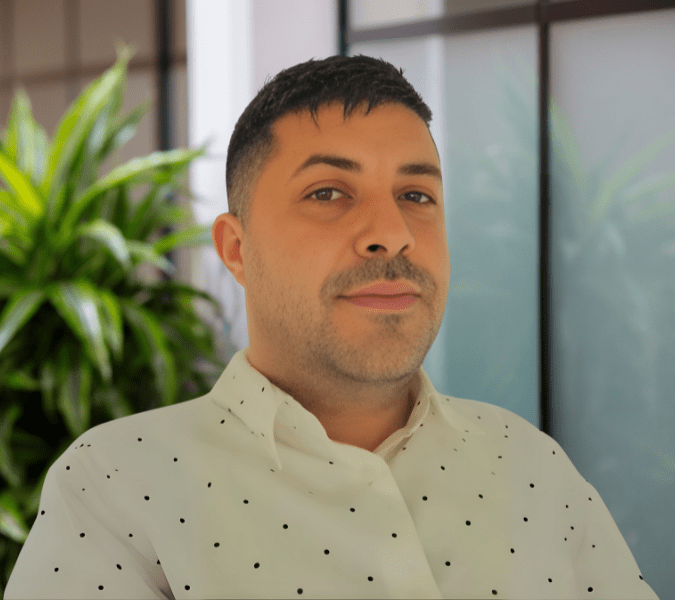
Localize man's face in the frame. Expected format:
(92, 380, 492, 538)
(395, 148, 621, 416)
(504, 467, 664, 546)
(216, 101, 450, 394)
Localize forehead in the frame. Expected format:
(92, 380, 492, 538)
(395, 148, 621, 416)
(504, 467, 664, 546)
(270, 101, 437, 159)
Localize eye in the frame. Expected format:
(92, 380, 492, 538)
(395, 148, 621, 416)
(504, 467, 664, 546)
(305, 187, 435, 204)
(403, 191, 434, 204)
(306, 188, 347, 202)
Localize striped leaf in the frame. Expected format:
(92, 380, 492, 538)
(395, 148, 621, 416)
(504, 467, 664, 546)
(55, 343, 92, 437)
(42, 48, 130, 221)
(97, 100, 150, 164)
(0, 288, 47, 356)
(0, 405, 24, 489)
(2, 89, 49, 187)
(121, 300, 177, 406)
(73, 219, 131, 269)
(58, 147, 205, 241)
(127, 240, 176, 275)
(153, 224, 212, 255)
(0, 150, 44, 221)
(46, 281, 111, 382)
(0, 488, 30, 543)
(2, 370, 41, 391)
(0, 190, 30, 232)
(96, 288, 124, 360)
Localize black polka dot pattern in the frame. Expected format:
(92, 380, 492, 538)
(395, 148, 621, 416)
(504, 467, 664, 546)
(3, 349, 659, 600)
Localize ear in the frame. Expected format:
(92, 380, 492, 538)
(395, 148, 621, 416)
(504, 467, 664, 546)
(212, 213, 246, 287)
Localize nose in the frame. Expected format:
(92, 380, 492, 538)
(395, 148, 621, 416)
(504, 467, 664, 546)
(353, 193, 416, 260)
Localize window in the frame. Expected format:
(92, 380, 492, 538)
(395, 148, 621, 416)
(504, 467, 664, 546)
(345, 2, 675, 598)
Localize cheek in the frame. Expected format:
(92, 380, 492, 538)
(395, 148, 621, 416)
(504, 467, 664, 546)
(423, 228, 450, 291)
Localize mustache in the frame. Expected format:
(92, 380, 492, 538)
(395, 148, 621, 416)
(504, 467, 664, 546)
(323, 256, 434, 300)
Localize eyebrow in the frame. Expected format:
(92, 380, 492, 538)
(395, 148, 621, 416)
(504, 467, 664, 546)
(290, 153, 443, 182)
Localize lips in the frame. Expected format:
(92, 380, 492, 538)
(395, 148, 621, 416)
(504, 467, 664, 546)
(343, 294, 418, 310)
(343, 281, 419, 297)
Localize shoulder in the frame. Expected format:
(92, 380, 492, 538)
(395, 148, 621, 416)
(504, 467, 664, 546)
(49, 392, 218, 479)
(435, 393, 584, 481)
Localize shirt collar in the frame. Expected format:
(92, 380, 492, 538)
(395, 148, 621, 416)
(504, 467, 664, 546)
(208, 348, 462, 468)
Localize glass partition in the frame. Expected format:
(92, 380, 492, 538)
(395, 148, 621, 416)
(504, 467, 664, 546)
(350, 25, 540, 427)
(549, 9, 675, 597)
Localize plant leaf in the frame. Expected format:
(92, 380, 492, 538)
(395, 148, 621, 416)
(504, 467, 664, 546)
(0, 275, 21, 299)
(46, 280, 112, 382)
(156, 203, 193, 227)
(120, 300, 177, 406)
(76, 69, 128, 195)
(0, 488, 30, 543)
(127, 240, 176, 275)
(623, 170, 675, 211)
(96, 288, 124, 360)
(550, 99, 588, 211)
(73, 219, 131, 269)
(97, 100, 151, 164)
(0, 404, 24, 489)
(0, 190, 30, 232)
(7, 428, 54, 472)
(0, 149, 44, 221)
(589, 128, 675, 228)
(2, 89, 49, 187)
(0, 288, 47, 355)
(127, 183, 169, 239)
(153, 224, 212, 255)
(2, 90, 28, 163)
(0, 236, 28, 267)
(58, 147, 205, 240)
(42, 48, 131, 221)
(146, 280, 222, 311)
(56, 343, 92, 437)
(110, 184, 131, 234)
(2, 370, 41, 391)
(40, 360, 59, 424)
(94, 387, 135, 420)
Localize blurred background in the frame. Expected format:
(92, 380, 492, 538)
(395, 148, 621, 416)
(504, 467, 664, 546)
(1, 1, 673, 598)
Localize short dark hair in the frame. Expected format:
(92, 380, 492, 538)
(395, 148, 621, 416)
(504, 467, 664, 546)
(225, 54, 434, 233)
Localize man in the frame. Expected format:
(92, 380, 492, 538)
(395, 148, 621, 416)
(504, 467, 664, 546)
(5, 55, 659, 600)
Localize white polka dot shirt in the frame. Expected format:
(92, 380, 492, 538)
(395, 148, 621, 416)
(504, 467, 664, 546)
(5, 348, 659, 599)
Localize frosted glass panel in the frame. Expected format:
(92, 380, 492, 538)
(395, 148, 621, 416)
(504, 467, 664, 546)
(437, 26, 538, 426)
(350, 0, 444, 30)
(350, 0, 535, 29)
(350, 27, 539, 427)
(549, 10, 675, 600)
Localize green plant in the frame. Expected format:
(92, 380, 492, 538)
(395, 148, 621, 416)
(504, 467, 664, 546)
(0, 48, 227, 594)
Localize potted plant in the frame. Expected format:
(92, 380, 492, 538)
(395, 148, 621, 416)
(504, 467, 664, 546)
(0, 48, 227, 593)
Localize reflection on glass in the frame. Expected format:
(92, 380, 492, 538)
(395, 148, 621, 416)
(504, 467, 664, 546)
(549, 10, 675, 600)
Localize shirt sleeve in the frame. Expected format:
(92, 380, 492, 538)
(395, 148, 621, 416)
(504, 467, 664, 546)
(4, 442, 174, 600)
(571, 477, 660, 600)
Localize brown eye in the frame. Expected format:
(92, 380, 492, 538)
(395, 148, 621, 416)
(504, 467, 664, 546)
(305, 188, 434, 204)
(404, 191, 433, 204)
(306, 188, 346, 202)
